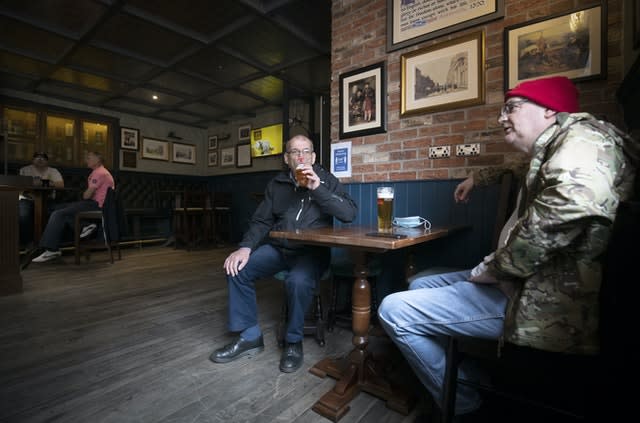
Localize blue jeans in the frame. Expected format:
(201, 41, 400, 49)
(39, 200, 100, 251)
(377, 270, 508, 415)
(227, 243, 329, 343)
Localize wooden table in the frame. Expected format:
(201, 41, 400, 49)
(269, 225, 467, 421)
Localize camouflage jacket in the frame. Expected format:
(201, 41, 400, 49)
(481, 113, 637, 355)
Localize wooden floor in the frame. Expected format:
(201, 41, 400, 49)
(0, 245, 421, 423)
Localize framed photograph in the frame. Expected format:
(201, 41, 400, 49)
(120, 127, 139, 150)
(208, 151, 218, 167)
(236, 143, 252, 168)
(208, 135, 218, 150)
(141, 137, 169, 161)
(238, 125, 251, 141)
(339, 61, 386, 139)
(387, 0, 503, 52)
(172, 142, 196, 164)
(401, 31, 485, 116)
(504, 3, 606, 90)
(220, 146, 235, 167)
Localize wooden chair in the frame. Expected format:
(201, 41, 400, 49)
(275, 269, 330, 347)
(74, 187, 123, 264)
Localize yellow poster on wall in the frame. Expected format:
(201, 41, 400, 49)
(251, 123, 283, 157)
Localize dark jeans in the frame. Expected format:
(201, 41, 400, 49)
(227, 243, 329, 343)
(39, 200, 100, 251)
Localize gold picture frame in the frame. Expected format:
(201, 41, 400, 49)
(401, 31, 485, 116)
(141, 137, 169, 161)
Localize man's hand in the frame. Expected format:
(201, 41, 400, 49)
(299, 165, 321, 190)
(454, 175, 474, 203)
(469, 259, 498, 284)
(224, 247, 251, 277)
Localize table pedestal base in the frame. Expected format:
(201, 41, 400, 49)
(309, 350, 414, 422)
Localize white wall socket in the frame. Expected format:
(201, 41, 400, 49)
(456, 143, 480, 156)
(429, 145, 451, 159)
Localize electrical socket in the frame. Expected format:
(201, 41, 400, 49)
(429, 145, 451, 159)
(455, 143, 480, 156)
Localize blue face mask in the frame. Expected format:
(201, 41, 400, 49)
(392, 216, 431, 229)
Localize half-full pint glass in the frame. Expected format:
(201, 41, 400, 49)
(295, 164, 308, 187)
(377, 186, 394, 232)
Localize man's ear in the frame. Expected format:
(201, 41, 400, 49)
(310, 152, 316, 164)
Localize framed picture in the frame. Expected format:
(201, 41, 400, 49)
(238, 125, 251, 141)
(122, 150, 137, 168)
(401, 31, 485, 116)
(387, 0, 503, 52)
(220, 146, 235, 167)
(141, 137, 169, 161)
(208, 151, 218, 167)
(339, 61, 386, 139)
(504, 3, 606, 90)
(120, 127, 139, 150)
(172, 142, 196, 164)
(250, 123, 284, 157)
(208, 135, 218, 150)
(236, 143, 252, 168)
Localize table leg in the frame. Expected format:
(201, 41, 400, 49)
(32, 191, 45, 245)
(309, 250, 414, 421)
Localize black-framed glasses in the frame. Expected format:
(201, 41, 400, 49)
(500, 99, 529, 117)
(287, 148, 313, 156)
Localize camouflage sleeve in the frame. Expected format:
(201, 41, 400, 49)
(489, 123, 624, 279)
(471, 162, 528, 187)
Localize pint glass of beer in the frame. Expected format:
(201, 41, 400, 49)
(376, 186, 394, 232)
(295, 164, 308, 187)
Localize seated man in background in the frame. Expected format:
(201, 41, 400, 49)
(211, 135, 357, 373)
(32, 151, 114, 263)
(378, 76, 638, 420)
(18, 151, 64, 248)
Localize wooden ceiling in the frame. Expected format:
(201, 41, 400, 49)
(0, 0, 331, 128)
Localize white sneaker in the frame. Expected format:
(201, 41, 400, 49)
(80, 223, 98, 239)
(32, 250, 62, 263)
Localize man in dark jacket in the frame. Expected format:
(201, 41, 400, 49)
(210, 135, 357, 373)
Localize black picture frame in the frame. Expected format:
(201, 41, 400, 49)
(339, 61, 386, 139)
(236, 143, 252, 168)
(503, 3, 606, 90)
(120, 127, 139, 151)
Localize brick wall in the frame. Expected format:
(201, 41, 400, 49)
(331, 0, 626, 183)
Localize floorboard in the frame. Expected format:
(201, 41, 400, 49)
(0, 246, 419, 423)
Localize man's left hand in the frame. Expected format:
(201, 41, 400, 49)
(301, 166, 320, 190)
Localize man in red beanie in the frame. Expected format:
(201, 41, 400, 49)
(378, 75, 638, 420)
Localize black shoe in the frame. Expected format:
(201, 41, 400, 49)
(210, 335, 264, 363)
(279, 341, 303, 373)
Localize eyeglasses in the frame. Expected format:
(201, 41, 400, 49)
(500, 99, 529, 117)
(287, 148, 313, 156)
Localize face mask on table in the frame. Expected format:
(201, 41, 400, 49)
(392, 216, 431, 230)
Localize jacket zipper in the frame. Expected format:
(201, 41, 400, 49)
(295, 198, 304, 221)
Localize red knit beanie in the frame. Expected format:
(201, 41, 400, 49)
(505, 76, 579, 113)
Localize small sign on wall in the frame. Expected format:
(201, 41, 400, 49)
(331, 141, 351, 178)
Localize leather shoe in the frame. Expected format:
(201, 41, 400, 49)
(210, 335, 264, 363)
(279, 341, 303, 373)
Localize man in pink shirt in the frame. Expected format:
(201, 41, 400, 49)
(32, 152, 115, 263)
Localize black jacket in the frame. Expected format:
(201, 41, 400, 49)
(239, 164, 357, 252)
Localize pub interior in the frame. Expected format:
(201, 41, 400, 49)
(1, 1, 638, 422)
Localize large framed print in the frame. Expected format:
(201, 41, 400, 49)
(339, 61, 386, 139)
(504, 3, 606, 90)
(387, 0, 503, 52)
(141, 137, 169, 161)
(401, 31, 485, 116)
